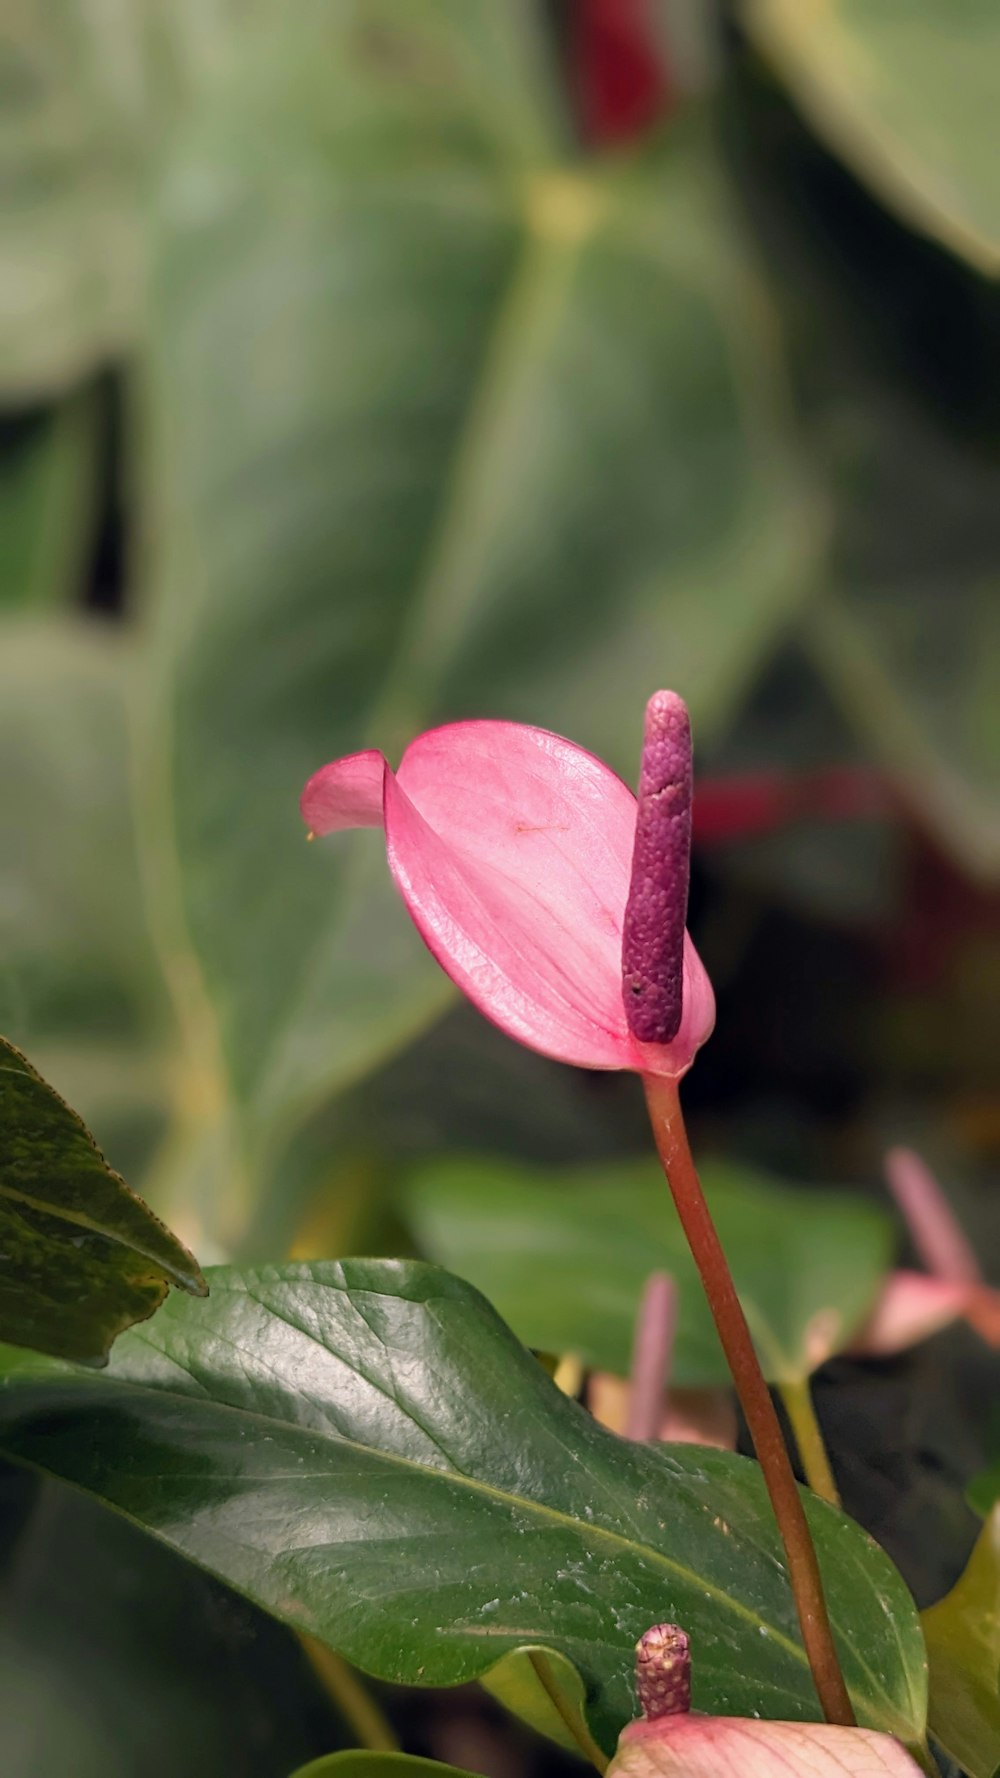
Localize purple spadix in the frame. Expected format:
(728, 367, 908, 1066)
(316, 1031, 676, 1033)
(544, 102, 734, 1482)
(621, 691, 692, 1045)
(635, 1623, 692, 1720)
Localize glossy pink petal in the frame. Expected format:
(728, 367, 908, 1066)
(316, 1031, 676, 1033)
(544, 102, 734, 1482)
(613, 1715, 923, 1776)
(385, 721, 713, 1075)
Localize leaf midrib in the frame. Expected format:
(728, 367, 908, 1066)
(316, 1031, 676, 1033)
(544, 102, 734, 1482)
(0, 1180, 187, 1282)
(23, 1327, 907, 1725)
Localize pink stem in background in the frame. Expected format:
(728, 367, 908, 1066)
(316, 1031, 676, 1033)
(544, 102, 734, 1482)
(883, 1147, 982, 1285)
(626, 1272, 678, 1442)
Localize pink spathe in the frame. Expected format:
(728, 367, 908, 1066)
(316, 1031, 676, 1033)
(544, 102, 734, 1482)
(613, 1714, 924, 1776)
(301, 715, 715, 1078)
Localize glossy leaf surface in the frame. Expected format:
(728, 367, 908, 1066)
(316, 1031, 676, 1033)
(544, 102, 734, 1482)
(0, 1261, 925, 1753)
(741, 0, 1000, 273)
(405, 1158, 893, 1385)
(922, 1507, 1000, 1778)
(0, 1039, 204, 1364)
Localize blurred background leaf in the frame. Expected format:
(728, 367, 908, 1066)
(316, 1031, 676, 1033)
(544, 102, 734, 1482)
(1, 0, 151, 399)
(739, 0, 1000, 274)
(921, 1506, 1000, 1778)
(291, 1759, 476, 1778)
(133, 1, 817, 1244)
(0, 1466, 348, 1778)
(405, 1155, 893, 1385)
(0, 621, 169, 1180)
(0, 391, 101, 609)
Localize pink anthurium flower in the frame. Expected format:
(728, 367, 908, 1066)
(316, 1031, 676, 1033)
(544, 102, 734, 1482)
(301, 696, 715, 1078)
(611, 1625, 923, 1778)
(850, 1147, 1000, 1357)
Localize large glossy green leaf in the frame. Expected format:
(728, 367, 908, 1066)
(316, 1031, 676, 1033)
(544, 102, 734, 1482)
(0, 1038, 204, 1363)
(136, 0, 816, 1236)
(0, 1262, 925, 1754)
(405, 1158, 893, 1386)
(922, 1508, 1000, 1778)
(740, 0, 1000, 274)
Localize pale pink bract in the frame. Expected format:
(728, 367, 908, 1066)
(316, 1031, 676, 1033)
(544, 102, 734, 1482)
(301, 719, 715, 1078)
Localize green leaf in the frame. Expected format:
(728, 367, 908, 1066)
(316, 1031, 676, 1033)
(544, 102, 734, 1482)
(0, 1038, 205, 1364)
(0, 396, 99, 609)
(290, 1759, 476, 1778)
(807, 580, 1000, 883)
(0, 1260, 925, 1754)
(482, 1644, 598, 1759)
(0, 620, 169, 1179)
(136, 0, 816, 1233)
(740, 0, 1000, 274)
(922, 1508, 1000, 1778)
(969, 1461, 1000, 1520)
(405, 1157, 893, 1386)
(1, 2, 151, 397)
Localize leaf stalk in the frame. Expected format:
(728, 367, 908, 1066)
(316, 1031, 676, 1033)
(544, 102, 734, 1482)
(780, 1377, 841, 1508)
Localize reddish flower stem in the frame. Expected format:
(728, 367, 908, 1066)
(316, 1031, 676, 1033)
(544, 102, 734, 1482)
(642, 1073, 855, 1728)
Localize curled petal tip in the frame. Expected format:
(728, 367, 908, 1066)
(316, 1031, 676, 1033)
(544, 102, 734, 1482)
(300, 749, 387, 836)
(622, 691, 692, 1046)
